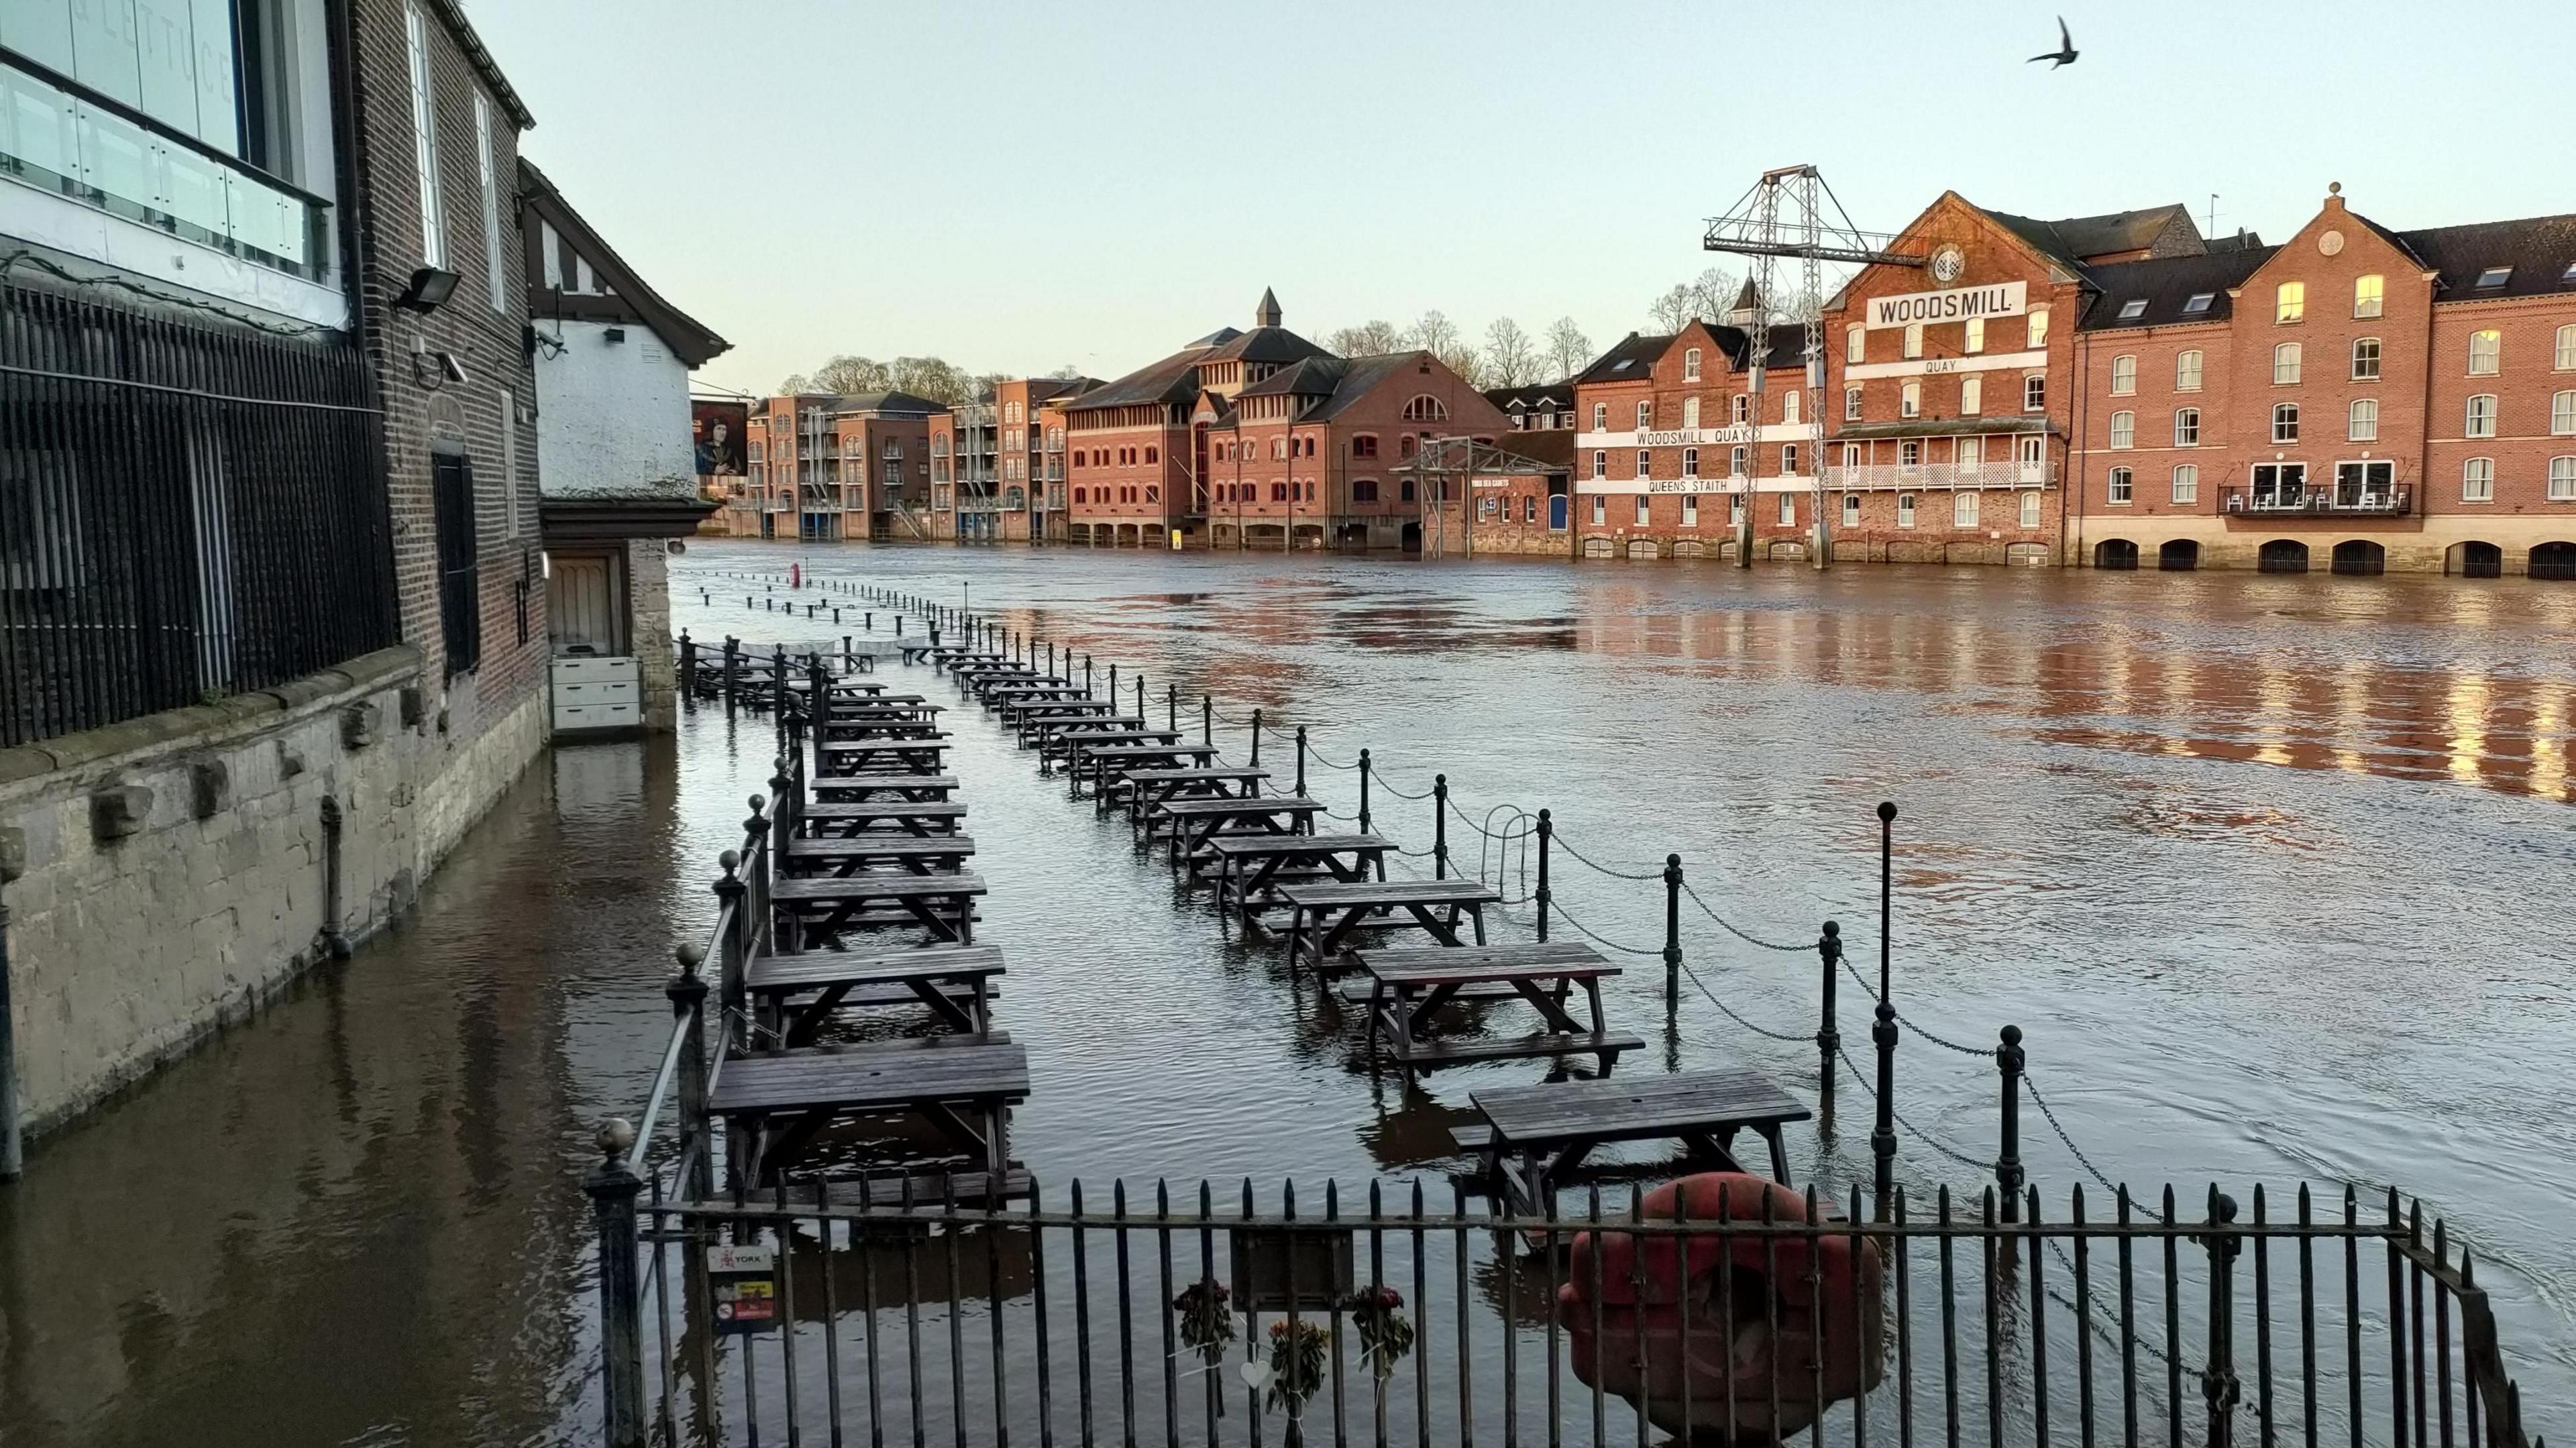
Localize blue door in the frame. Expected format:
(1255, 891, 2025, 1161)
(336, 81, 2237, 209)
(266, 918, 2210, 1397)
(1548, 495, 1568, 531)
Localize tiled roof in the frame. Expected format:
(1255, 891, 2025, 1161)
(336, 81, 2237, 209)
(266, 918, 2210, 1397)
(2400, 214, 2576, 302)
(1236, 355, 1347, 399)
(1574, 332, 1674, 384)
(1987, 203, 2199, 268)
(1205, 325, 1332, 366)
(1483, 382, 1575, 412)
(2077, 246, 2278, 332)
(831, 390, 946, 416)
(1308, 353, 1430, 422)
(1065, 344, 1218, 412)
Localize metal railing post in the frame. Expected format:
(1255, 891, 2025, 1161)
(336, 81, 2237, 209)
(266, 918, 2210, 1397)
(722, 636, 740, 716)
(1083, 655, 1093, 697)
(1997, 1025, 2027, 1221)
(1534, 808, 1552, 942)
(585, 1118, 647, 1448)
(1167, 683, 1177, 734)
(0, 855, 19, 1181)
(1818, 920, 1841, 1101)
(1135, 673, 1145, 720)
(669, 944, 712, 1202)
(1357, 748, 1371, 834)
(1873, 800, 1899, 1219)
(1433, 775, 1448, 879)
(1109, 663, 1118, 704)
(1250, 709, 1263, 767)
(1295, 727, 1307, 795)
(1662, 853, 1682, 1009)
(1201, 694, 1212, 746)
(678, 630, 696, 712)
(2203, 1190, 2244, 1448)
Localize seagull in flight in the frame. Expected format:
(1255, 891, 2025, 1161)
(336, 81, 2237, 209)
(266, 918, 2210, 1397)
(2028, 15, 2078, 67)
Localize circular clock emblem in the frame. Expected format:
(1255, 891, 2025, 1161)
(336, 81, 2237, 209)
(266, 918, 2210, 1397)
(2318, 229, 2345, 257)
(1930, 244, 1966, 284)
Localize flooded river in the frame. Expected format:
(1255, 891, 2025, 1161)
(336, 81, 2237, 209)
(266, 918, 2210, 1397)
(3, 542, 2570, 1443)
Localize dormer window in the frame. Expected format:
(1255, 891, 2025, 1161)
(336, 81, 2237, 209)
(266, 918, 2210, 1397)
(2117, 299, 2148, 321)
(2475, 266, 2514, 290)
(2183, 293, 2215, 315)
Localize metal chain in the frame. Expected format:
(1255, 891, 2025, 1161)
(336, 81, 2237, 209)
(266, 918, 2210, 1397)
(2025, 1073, 2167, 1223)
(1676, 957, 1813, 1044)
(1833, 1043, 1993, 1170)
(1840, 955, 1994, 1057)
(1306, 743, 1360, 771)
(1548, 832, 1664, 882)
(1364, 763, 1434, 801)
(1546, 900, 1665, 958)
(2040, 1237, 2207, 1383)
(1678, 879, 1813, 953)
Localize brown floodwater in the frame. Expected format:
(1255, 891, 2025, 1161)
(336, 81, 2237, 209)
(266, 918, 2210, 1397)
(3, 541, 2570, 1445)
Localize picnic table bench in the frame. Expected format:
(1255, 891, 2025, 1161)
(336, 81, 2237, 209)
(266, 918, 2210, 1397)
(818, 738, 951, 775)
(817, 716, 946, 741)
(782, 833, 975, 876)
(710, 1036, 1028, 1195)
(743, 944, 1004, 1044)
(1123, 767, 1267, 812)
(1275, 878, 1499, 969)
(806, 773, 959, 803)
(1350, 942, 1640, 1080)
(1077, 743, 1222, 799)
(1142, 794, 1322, 854)
(1205, 832, 1391, 920)
(794, 800, 966, 836)
(1458, 1068, 1808, 1214)
(773, 871, 986, 948)
(1030, 714, 1147, 752)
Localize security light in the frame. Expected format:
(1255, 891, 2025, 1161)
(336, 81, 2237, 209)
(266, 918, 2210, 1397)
(394, 266, 460, 313)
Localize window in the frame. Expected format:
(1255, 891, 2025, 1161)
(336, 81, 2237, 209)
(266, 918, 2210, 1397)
(1899, 439, 1922, 469)
(2024, 374, 2046, 411)
(1637, 400, 1652, 430)
(1900, 381, 1921, 418)
(1843, 494, 1861, 528)
(474, 96, 506, 309)
(2027, 309, 2050, 347)
(2176, 350, 2204, 391)
(2019, 491, 2041, 528)
(1398, 478, 1416, 502)
(431, 448, 480, 675)
(1145, 445, 1158, 463)
(1351, 435, 1379, 460)
(1964, 317, 1986, 354)
(1399, 435, 1417, 459)
(2468, 330, 2501, 376)
(1401, 395, 1450, 421)
(1635, 496, 1651, 526)
(2475, 266, 2513, 290)
(2108, 467, 2133, 504)
(2171, 464, 2199, 504)
(1682, 396, 1701, 429)
(1591, 402, 1607, 431)
(407, 5, 445, 267)
(1684, 347, 1703, 380)
(2117, 298, 2148, 321)
(1524, 495, 1538, 523)
(2174, 408, 2200, 446)
(2343, 277, 2383, 324)
(1635, 449, 1650, 478)
(1729, 494, 1745, 525)
(1845, 387, 1863, 421)
(1961, 376, 1982, 414)
(2558, 325, 2576, 371)
(2346, 337, 2381, 382)
(1846, 326, 1866, 363)
(2183, 292, 2214, 316)
(1681, 494, 1698, 526)
(2463, 457, 2495, 502)
(2349, 398, 2379, 442)
(2271, 402, 2300, 443)
(2275, 282, 2304, 323)
(1903, 323, 1925, 359)
(1781, 444, 1799, 475)
(1271, 437, 1286, 461)
(1591, 450, 1605, 479)
(2110, 410, 2135, 449)
(1731, 395, 1750, 425)
(1897, 494, 1917, 528)
(2110, 355, 2137, 394)
(2551, 456, 2576, 501)
(500, 387, 519, 536)
(1778, 493, 1796, 526)
(1352, 479, 1377, 502)
(1953, 491, 1980, 528)
(2273, 341, 2302, 384)
(1591, 495, 1605, 526)
(2555, 390, 2576, 435)
(1729, 445, 1748, 476)
(1682, 447, 1700, 478)
(1782, 390, 1801, 425)
(2465, 394, 2497, 438)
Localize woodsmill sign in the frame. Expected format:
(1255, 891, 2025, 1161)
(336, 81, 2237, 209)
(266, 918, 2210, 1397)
(1867, 280, 2027, 329)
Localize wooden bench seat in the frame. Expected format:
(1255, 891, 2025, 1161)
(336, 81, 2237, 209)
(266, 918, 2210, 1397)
(1384, 1029, 1644, 1070)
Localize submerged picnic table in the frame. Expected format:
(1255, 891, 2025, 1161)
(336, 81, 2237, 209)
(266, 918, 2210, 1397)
(710, 1038, 1030, 1199)
(772, 871, 986, 948)
(1459, 1068, 1809, 1214)
(818, 738, 952, 775)
(1075, 742, 1221, 799)
(1205, 832, 1391, 920)
(1145, 794, 1322, 855)
(782, 833, 976, 876)
(1351, 942, 1641, 1079)
(744, 943, 1004, 1044)
(806, 773, 959, 803)
(795, 800, 967, 836)
(1123, 767, 1267, 812)
(1275, 877, 1501, 969)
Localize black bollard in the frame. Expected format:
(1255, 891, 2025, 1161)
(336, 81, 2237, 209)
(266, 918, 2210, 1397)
(1817, 921, 1842, 1101)
(1167, 683, 1177, 734)
(1356, 748, 1371, 834)
(1108, 663, 1118, 706)
(842, 636, 853, 671)
(1250, 709, 1263, 767)
(1433, 775, 1449, 879)
(722, 636, 741, 716)
(865, 611, 873, 631)
(1201, 694, 1212, 747)
(1083, 655, 1093, 697)
(1295, 727, 1307, 795)
(1996, 1024, 2025, 1221)
(678, 631, 696, 713)
(1872, 800, 1900, 1219)
(1662, 853, 1682, 1009)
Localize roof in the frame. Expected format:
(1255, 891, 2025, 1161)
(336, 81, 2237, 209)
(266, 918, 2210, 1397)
(1986, 203, 2201, 268)
(2399, 213, 2576, 301)
(517, 160, 729, 366)
(1574, 332, 1674, 384)
(1066, 342, 1220, 412)
(2077, 245, 2278, 332)
(425, 0, 533, 130)
(1489, 430, 1574, 471)
(1483, 382, 1576, 412)
(830, 390, 946, 417)
(1237, 355, 1348, 400)
(1203, 324, 1332, 366)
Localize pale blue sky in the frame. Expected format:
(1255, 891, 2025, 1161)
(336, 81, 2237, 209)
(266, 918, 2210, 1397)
(465, 1, 2573, 396)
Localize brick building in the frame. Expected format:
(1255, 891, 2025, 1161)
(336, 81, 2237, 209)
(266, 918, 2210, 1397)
(1485, 382, 1581, 432)
(737, 391, 941, 541)
(928, 376, 1091, 543)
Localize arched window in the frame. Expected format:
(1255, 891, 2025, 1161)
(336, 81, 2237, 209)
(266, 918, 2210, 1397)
(2110, 355, 2137, 394)
(2273, 341, 2302, 384)
(2110, 411, 2135, 449)
(1144, 445, 1159, 463)
(1684, 347, 1703, 381)
(2553, 390, 2576, 435)
(1072, 487, 1085, 504)
(2271, 402, 2300, 443)
(2174, 407, 2200, 446)
(1845, 325, 1865, 363)
(2352, 337, 2381, 380)
(2349, 399, 2379, 441)
(1401, 394, 1449, 422)
(2466, 394, 2498, 438)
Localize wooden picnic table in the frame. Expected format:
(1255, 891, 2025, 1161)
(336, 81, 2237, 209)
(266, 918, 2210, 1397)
(711, 1038, 1028, 1194)
(1077, 742, 1221, 799)
(1143, 794, 1322, 854)
(1275, 878, 1500, 969)
(1462, 1068, 1809, 1213)
(824, 696, 941, 717)
(983, 686, 1085, 712)
(781, 676, 884, 697)
(1031, 714, 1147, 751)
(806, 773, 959, 804)
(818, 717, 946, 742)
(1008, 702, 1118, 738)
(743, 944, 1005, 1044)
(795, 801, 966, 836)
(782, 833, 975, 876)
(1124, 767, 1267, 812)
(1205, 832, 1391, 920)
(772, 871, 986, 947)
(818, 739, 952, 775)
(1352, 942, 1640, 1079)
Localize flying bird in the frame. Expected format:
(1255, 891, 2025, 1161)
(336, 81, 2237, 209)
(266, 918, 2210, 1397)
(2028, 15, 2078, 67)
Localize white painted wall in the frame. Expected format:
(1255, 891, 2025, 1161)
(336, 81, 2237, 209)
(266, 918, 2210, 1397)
(533, 318, 694, 496)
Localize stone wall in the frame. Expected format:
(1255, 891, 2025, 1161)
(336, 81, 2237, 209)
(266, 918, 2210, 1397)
(629, 539, 678, 730)
(0, 646, 545, 1141)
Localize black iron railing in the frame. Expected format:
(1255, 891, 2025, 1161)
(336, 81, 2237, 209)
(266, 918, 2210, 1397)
(0, 272, 398, 746)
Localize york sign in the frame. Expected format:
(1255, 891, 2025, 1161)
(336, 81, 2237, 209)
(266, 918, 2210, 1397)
(1867, 280, 2027, 329)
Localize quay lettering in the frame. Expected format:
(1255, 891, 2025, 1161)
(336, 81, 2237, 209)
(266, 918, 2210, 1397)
(1868, 280, 2027, 329)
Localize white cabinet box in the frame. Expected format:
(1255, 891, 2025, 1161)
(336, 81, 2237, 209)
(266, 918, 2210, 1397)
(551, 655, 641, 733)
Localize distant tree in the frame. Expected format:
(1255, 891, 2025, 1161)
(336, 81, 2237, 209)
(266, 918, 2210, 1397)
(1686, 266, 1741, 323)
(1403, 309, 1462, 359)
(1543, 316, 1593, 380)
(1647, 284, 1693, 333)
(1437, 344, 1492, 390)
(888, 356, 979, 406)
(1483, 317, 1540, 387)
(1326, 319, 1405, 356)
(1048, 363, 1087, 380)
(805, 353, 894, 395)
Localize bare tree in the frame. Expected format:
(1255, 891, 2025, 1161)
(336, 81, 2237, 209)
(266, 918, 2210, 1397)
(1047, 363, 1089, 380)
(887, 356, 979, 406)
(1543, 317, 1593, 380)
(1326, 319, 1405, 356)
(1483, 317, 1541, 387)
(1647, 284, 1693, 333)
(802, 354, 894, 395)
(1403, 309, 1462, 359)
(1686, 266, 1741, 323)
(1439, 343, 1493, 390)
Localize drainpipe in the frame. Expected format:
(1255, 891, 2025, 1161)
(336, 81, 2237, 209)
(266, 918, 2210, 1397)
(1, 841, 22, 1180)
(319, 795, 352, 960)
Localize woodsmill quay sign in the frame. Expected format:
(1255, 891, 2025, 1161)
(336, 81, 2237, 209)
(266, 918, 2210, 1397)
(1866, 280, 2028, 329)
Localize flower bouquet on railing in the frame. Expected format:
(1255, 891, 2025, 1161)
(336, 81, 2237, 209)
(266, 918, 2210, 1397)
(1345, 1285, 1415, 1382)
(1171, 1278, 1234, 1366)
(1262, 1319, 1331, 1415)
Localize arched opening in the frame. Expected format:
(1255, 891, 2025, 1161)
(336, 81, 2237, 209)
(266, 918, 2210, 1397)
(2006, 542, 2051, 567)
(2157, 539, 2200, 571)
(2330, 540, 2386, 577)
(2258, 539, 2310, 574)
(1400, 522, 1423, 554)
(2093, 539, 2141, 570)
(2452, 541, 2503, 579)
(1625, 539, 1659, 560)
(2530, 541, 2576, 580)
(1580, 537, 1613, 559)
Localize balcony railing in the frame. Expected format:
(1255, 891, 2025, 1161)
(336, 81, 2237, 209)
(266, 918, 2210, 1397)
(1825, 461, 2056, 491)
(2224, 487, 2412, 517)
